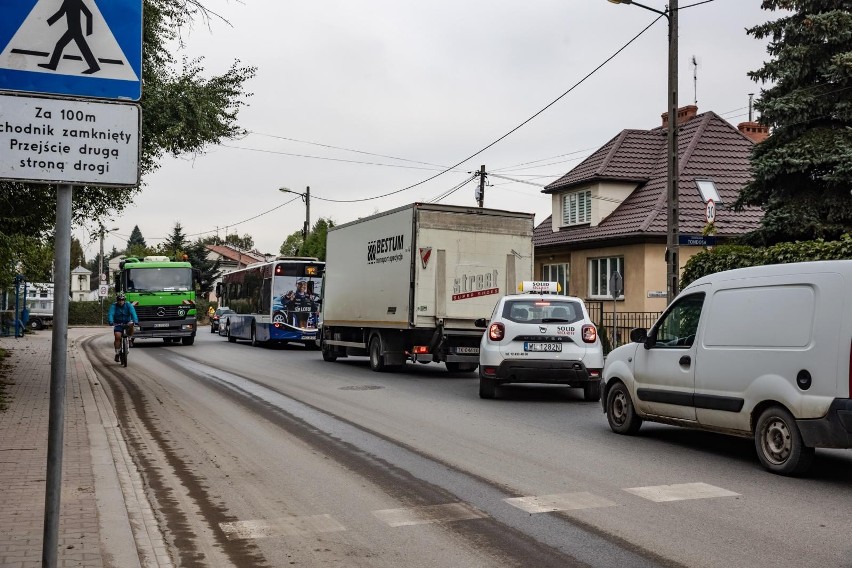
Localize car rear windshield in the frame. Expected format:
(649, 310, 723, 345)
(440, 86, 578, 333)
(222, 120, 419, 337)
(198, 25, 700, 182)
(502, 299, 584, 324)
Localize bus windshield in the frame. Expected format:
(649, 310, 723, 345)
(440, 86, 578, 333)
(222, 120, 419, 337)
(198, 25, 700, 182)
(127, 267, 192, 292)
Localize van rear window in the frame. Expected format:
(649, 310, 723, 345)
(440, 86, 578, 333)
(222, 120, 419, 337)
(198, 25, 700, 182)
(703, 285, 815, 348)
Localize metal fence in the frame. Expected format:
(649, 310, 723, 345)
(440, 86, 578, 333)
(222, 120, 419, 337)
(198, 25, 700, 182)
(586, 301, 661, 348)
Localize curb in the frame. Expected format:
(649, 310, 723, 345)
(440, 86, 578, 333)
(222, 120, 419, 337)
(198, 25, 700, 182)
(73, 330, 174, 568)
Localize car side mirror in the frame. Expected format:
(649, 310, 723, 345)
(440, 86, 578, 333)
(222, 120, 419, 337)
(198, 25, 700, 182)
(630, 328, 648, 344)
(474, 318, 488, 329)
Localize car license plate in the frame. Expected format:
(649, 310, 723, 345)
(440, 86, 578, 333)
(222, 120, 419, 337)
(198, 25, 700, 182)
(455, 347, 479, 354)
(154, 323, 168, 328)
(524, 342, 561, 352)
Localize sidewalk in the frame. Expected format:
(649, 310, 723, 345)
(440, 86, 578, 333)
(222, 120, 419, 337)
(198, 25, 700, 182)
(0, 328, 171, 568)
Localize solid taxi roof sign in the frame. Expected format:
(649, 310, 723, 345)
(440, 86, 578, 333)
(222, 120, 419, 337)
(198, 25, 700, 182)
(517, 281, 561, 294)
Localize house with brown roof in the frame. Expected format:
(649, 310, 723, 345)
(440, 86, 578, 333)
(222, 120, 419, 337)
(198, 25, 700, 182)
(534, 105, 767, 337)
(205, 244, 268, 302)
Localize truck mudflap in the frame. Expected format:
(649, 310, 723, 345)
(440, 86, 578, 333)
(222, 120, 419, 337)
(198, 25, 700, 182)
(797, 398, 852, 449)
(417, 325, 482, 363)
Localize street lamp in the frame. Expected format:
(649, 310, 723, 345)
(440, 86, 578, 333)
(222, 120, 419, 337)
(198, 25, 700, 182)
(279, 186, 311, 254)
(609, 0, 680, 303)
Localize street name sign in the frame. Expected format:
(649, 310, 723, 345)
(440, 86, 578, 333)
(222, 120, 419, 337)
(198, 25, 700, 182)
(0, 0, 142, 100)
(679, 235, 717, 246)
(0, 92, 140, 186)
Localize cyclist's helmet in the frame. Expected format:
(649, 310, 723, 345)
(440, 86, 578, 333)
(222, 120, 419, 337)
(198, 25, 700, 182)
(116, 293, 126, 301)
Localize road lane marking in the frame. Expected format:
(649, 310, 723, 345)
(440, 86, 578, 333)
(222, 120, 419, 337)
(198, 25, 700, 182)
(219, 514, 346, 539)
(503, 492, 616, 514)
(372, 503, 488, 527)
(623, 482, 740, 502)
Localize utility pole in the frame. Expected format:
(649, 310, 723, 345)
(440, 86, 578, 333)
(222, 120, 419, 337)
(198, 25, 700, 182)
(477, 165, 486, 208)
(666, 0, 680, 304)
(303, 186, 311, 243)
(99, 225, 105, 324)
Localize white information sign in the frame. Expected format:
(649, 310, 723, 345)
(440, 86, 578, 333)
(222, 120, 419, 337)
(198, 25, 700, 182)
(0, 92, 140, 186)
(98, 284, 108, 297)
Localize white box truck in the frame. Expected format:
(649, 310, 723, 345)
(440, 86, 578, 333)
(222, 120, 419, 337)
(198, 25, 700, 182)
(320, 203, 534, 372)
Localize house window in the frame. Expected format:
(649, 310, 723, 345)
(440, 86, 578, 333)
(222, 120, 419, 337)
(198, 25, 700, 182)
(541, 263, 569, 295)
(589, 256, 624, 299)
(695, 179, 721, 204)
(562, 190, 591, 226)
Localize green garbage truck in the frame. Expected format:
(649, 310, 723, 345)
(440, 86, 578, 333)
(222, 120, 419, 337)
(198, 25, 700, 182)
(115, 256, 199, 345)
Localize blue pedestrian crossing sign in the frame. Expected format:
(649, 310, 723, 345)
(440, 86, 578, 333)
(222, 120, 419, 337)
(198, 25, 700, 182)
(0, 0, 142, 101)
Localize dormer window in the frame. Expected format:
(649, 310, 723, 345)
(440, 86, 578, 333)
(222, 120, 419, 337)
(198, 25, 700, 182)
(562, 189, 591, 226)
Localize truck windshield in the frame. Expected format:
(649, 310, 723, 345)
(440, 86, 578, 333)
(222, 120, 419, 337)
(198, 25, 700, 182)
(127, 268, 192, 292)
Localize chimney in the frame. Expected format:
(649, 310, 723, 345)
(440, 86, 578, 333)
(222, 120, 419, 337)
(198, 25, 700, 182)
(737, 121, 770, 143)
(661, 104, 698, 128)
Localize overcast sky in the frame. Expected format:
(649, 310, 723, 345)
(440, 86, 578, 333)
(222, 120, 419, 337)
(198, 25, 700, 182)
(77, 0, 779, 261)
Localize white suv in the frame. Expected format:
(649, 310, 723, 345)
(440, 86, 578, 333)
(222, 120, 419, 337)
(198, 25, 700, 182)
(476, 282, 604, 400)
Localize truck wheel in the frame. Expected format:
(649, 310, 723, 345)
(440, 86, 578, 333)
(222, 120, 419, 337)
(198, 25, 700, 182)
(29, 318, 43, 330)
(755, 406, 815, 476)
(606, 382, 642, 434)
(182, 336, 194, 346)
(583, 379, 602, 402)
(369, 336, 385, 372)
(321, 342, 337, 362)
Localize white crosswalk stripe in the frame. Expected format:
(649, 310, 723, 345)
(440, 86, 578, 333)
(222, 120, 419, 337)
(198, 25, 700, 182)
(623, 482, 740, 502)
(372, 503, 488, 527)
(219, 514, 346, 539)
(504, 492, 616, 514)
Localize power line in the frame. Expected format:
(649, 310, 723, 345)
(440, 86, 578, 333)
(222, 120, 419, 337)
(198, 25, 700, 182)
(310, 13, 665, 204)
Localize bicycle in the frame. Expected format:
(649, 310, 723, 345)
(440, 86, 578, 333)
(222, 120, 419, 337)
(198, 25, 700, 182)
(117, 323, 131, 367)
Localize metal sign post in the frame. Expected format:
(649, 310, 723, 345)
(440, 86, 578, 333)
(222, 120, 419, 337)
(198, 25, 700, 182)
(609, 270, 623, 348)
(0, 2, 142, 563)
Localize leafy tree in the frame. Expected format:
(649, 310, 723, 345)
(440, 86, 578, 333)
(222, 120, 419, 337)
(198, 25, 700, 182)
(70, 237, 86, 269)
(0, 1, 256, 284)
(225, 233, 254, 251)
(736, 1, 852, 245)
(186, 239, 221, 295)
(279, 218, 334, 260)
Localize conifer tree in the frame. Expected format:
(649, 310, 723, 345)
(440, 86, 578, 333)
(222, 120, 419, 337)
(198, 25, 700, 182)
(736, 1, 852, 244)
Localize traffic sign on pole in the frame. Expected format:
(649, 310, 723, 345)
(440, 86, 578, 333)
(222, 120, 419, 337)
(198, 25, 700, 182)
(705, 199, 716, 224)
(0, 92, 140, 186)
(0, 0, 142, 100)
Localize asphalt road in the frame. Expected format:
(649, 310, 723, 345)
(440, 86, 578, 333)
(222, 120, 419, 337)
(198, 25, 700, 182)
(84, 330, 852, 568)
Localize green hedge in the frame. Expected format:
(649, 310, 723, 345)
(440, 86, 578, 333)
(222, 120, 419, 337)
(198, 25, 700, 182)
(681, 234, 852, 287)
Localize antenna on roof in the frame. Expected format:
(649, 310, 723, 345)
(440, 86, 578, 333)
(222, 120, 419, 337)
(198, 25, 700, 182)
(691, 55, 698, 105)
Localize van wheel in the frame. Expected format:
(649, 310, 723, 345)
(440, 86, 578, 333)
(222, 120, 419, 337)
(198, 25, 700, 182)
(369, 336, 385, 372)
(755, 406, 815, 476)
(583, 379, 602, 402)
(226, 323, 236, 343)
(606, 382, 642, 434)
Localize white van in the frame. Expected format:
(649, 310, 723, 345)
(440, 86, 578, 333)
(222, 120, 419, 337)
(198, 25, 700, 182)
(602, 260, 852, 475)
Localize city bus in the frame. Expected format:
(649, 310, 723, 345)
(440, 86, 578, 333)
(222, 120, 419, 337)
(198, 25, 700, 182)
(216, 256, 324, 347)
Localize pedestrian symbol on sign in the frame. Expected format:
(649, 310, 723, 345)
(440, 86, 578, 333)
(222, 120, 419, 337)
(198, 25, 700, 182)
(0, 0, 142, 99)
(38, 0, 100, 75)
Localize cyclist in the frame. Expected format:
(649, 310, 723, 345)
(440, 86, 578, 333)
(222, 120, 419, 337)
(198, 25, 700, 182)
(108, 293, 139, 362)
